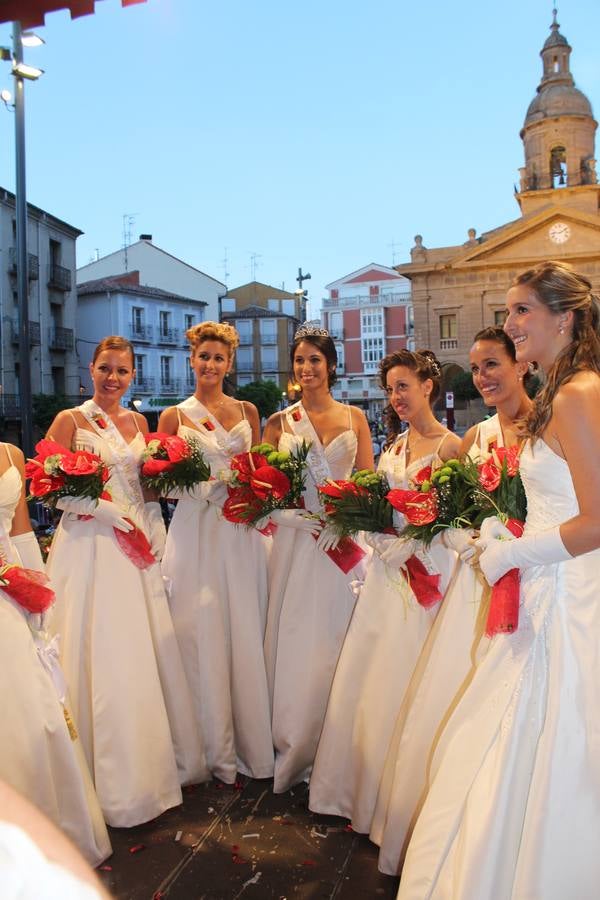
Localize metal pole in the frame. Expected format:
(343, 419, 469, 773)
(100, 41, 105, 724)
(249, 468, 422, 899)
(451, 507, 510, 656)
(13, 21, 33, 456)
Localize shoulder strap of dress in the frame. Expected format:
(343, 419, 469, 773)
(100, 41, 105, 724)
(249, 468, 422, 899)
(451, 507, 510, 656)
(435, 431, 452, 456)
(471, 422, 482, 451)
(3, 443, 13, 466)
(240, 401, 247, 422)
(68, 410, 80, 428)
(176, 407, 183, 426)
(347, 404, 352, 429)
(130, 412, 142, 434)
(280, 410, 290, 434)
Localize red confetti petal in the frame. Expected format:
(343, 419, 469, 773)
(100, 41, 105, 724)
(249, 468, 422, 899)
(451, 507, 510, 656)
(99, 865, 112, 871)
(129, 843, 145, 854)
(302, 859, 317, 866)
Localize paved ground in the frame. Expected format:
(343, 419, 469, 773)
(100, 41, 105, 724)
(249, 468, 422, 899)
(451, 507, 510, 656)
(96, 776, 400, 900)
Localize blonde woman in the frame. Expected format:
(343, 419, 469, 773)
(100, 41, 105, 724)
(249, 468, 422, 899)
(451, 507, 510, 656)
(159, 322, 274, 783)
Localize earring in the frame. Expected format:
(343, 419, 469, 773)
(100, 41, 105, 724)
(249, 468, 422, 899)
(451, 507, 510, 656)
(559, 326, 565, 335)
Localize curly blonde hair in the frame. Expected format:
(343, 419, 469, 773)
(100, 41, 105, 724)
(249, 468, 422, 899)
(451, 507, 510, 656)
(186, 321, 240, 357)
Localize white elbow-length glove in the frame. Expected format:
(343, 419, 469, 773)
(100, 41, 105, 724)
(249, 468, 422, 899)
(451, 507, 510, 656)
(440, 527, 478, 562)
(144, 502, 166, 561)
(377, 536, 417, 569)
(55, 496, 133, 533)
(268, 509, 322, 535)
(11, 531, 45, 572)
(168, 480, 228, 507)
(316, 524, 342, 552)
(476, 516, 572, 585)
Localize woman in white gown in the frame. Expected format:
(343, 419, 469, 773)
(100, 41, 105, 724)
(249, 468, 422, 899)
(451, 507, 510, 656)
(398, 261, 600, 900)
(263, 323, 374, 794)
(309, 349, 460, 832)
(371, 328, 531, 875)
(160, 321, 274, 783)
(0, 442, 111, 866)
(47, 336, 208, 828)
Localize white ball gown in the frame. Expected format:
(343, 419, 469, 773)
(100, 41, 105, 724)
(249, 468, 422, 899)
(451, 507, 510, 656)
(265, 401, 365, 794)
(161, 397, 273, 783)
(0, 450, 111, 866)
(47, 401, 208, 828)
(308, 431, 456, 832)
(397, 438, 600, 900)
(371, 415, 503, 874)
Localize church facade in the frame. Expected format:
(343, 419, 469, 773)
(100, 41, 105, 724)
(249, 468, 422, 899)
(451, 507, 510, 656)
(395, 12, 600, 379)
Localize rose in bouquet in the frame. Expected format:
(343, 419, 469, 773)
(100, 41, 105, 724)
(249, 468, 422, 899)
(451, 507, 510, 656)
(460, 445, 526, 635)
(317, 470, 394, 538)
(140, 432, 211, 495)
(26, 439, 155, 570)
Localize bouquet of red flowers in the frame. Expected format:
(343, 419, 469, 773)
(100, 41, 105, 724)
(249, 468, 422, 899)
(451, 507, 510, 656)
(387, 460, 476, 547)
(140, 432, 211, 495)
(222, 441, 310, 530)
(317, 469, 394, 537)
(26, 438, 155, 570)
(460, 445, 527, 635)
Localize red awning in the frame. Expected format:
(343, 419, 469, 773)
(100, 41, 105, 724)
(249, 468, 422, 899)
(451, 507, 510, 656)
(0, 0, 146, 29)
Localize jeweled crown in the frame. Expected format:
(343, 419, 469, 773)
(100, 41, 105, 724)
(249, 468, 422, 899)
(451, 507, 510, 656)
(294, 323, 330, 341)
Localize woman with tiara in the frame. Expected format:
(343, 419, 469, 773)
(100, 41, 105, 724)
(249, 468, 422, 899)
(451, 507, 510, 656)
(398, 261, 600, 900)
(309, 348, 460, 832)
(0, 441, 111, 866)
(46, 336, 208, 828)
(262, 323, 374, 794)
(371, 327, 531, 876)
(159, 321, 274, 784)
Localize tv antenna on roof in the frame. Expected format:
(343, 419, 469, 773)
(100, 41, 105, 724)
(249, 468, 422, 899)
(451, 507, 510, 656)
(122, 213, 137, 271)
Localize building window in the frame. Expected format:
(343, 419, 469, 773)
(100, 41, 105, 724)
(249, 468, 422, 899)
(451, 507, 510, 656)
(159, 311, 171, 337)
(329, 311, 343, 340)
(184, 314, 195, 333)
(132, 307, 144, 333)
(335, 342, 344, 373)
(261, 346, 278, 372)
(236, 374, 254, 387)
(494, 309, 507, 327)
(135, 354, 145, 379)
(439, 314, 458, 350)
(160, 355, 173, 385)
(260, 318, 277, 344)
(267, 299, 280, 312)
(236, 346, 254, 372)
(362, 337, 384, 372)
(236, 320, 253, 344)
(361, 307, 384, 372)
(361, 307, 384, 336)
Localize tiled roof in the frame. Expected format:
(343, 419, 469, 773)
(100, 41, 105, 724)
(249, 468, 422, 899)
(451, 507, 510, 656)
(77, 277, 207, 306)
(223, 305, 298, 319)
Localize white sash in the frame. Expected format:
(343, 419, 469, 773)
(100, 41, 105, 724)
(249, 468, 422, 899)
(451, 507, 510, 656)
(177, 396, 232, 453)
(284, 401, 328, 489)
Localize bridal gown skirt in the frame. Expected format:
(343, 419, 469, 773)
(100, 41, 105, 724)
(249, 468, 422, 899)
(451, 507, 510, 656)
(48, 514, 208, 828)
(371, 561, 490, 875)
(397, 548, 600, 900)
(162, 498, 273, 783)
(309, 541, 456, 832)
(0, 590, 111, 866)
(265, 526, 361, 793)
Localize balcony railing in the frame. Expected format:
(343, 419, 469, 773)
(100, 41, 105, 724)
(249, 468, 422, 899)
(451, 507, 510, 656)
(132, 376, 155, 394)
(260, 333, 277, 345)
(11, 318, 41, 346)
(9, 247, 39, 280)
(323, 291, 411, 310)
(440, 338, 458, 351)
(238, 332, 253, 345)
(156, 327, 180, 346)
(47, 263, 72, 291)
(48, 326, 74, 350)
(159, 378, 181, 395)
(129, 323, 153, 342)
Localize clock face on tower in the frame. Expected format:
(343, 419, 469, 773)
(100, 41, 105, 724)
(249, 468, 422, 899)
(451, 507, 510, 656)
(548, 222, 571, 244)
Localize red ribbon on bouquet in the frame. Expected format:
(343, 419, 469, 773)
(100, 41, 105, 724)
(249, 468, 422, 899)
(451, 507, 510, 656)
(0, 564, 55, 613)
(485, 518, 524, 636)
(77, 491, 156, 570)
(402, 555, 442, 609)
(313, 531, 366, 574)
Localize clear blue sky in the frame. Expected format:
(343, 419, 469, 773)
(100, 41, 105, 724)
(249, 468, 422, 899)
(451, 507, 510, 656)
(1, 0, 599, 317)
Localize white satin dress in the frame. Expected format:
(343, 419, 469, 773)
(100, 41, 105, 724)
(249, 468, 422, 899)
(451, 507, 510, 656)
(0, 453, 111, 866)
(47, 406, 208, 828)
(161, 398, 273, 783)
(264, 403, 365, 794)
(371, 416, 502, 874)
(308, 432, 456, 833)
(398, 439, 600, 900)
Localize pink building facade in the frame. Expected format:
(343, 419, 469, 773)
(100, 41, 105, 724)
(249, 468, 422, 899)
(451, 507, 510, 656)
(321, 264, 413, 419)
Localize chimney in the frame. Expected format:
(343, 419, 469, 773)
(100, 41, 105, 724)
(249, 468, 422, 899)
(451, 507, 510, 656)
(139, 234, 153, 242)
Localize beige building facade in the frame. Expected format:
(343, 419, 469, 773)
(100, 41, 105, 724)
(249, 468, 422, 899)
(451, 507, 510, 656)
(396, 12, 600, 379)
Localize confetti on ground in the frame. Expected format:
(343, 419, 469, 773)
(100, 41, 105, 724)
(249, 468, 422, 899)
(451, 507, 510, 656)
(175, 830, 182, 842)
(129, 843, 145, 854)
(242, 832, 260, 839)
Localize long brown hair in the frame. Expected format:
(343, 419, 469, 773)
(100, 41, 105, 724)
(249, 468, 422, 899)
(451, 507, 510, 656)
(514, 261, 600, 438)
(378, 348, 442, 444)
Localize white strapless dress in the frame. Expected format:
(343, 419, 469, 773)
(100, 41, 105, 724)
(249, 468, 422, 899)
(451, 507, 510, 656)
(398, 440, 600, 900)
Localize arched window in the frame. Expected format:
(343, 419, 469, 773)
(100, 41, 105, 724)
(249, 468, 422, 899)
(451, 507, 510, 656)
(550, 146, 567, 187)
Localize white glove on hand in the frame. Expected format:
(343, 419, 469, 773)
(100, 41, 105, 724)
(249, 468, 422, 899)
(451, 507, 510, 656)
(379, 537, 417, 569)
(441, 527, 477, 562)
(169, 480, 228, 507)
(364, 532, 398, 558)
(11, 531, 45, 572)
(145, 502, 166, 561)
(316, 525, 341, 552)
(476, 518, 572, 584)
(56, 496, 133, 533)
(269, 509, 322, 535)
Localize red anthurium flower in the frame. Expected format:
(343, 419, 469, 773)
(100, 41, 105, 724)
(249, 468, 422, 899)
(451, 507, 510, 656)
(413, 465, 432, 486)
(231, 451, 269, 483)
(163, 435, 190, 464)
(478, 459, 501, 492)
(223, 486, 262, 523)
(250, 465, 290, 501)
(141, 457, 174, 476)
(60, 450, 103, 477)
(145, 432, 172, 447)
(317, 480, 360, 499)
(386, 487, 438, 525)
(29, 468, 65, 497)
(33, 438, 68, 462)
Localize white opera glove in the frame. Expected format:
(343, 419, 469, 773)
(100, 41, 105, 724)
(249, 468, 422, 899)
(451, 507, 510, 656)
(168, 480, 228, 507)
(55, 496, 133, 533)
(316, 524, 341, 552)
(145, 502, 166, 561)
(11, 531, 45, 572)
(269, 509, 322, 535)
(379, 536, 417, 569)
(476, 519, 572, 585)
(363, 531, 398, 558)
(441, 527, 477, 562)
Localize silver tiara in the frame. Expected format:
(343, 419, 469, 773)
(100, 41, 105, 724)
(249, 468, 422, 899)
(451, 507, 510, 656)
(294, 323, 330, 340)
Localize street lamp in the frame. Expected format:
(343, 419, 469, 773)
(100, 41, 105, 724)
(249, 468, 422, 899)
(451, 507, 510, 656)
(1, 23, 44, 456)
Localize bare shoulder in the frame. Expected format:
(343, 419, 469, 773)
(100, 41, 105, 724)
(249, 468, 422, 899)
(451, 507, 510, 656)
(158, 406, 179, 432)
(3, 443, 24, 466)
(460, 424, 478, 456)
(349, 405, 369, 426)
(240, 399, 259, 420)
(553, 371, 600, 417)
(132, 411, 150, 434)
(439, 430, 462, 461)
